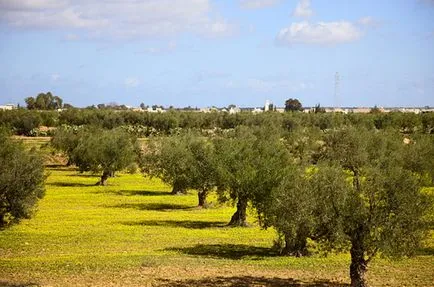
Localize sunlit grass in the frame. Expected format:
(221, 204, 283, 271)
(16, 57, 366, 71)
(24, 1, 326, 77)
(1, 165, 433, 286)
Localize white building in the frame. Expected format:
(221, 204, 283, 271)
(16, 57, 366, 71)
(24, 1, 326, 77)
(264, 100, 271, 112)
(0, 104, 16, 110)
(229, 106, 241, 114)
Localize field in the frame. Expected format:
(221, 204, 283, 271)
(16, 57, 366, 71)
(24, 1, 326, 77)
(1, 163, 433, 287)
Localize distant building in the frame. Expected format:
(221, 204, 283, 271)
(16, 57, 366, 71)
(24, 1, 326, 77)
(264, 100, 272, 112)
(229, 106, 241, 114)
(146, 106, 166, 113)
(0, 104, 17, 110)
(252, 108, 264, 114)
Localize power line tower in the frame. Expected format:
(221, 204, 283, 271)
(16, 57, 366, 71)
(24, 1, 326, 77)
(334, 72, 340, 109)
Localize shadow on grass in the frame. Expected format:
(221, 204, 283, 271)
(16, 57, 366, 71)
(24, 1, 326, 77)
(108, 202, 192, 211)
(416, 246, 434, 256)
(0, 282, 40, 287)
(156, 276, 349, 287)
(166, 244, 279, 260)
(94, 189, 170, 196)
(122, 219, 226, 229)
(45, 164, 67, 169)
(48, 181, 95, 187)
(69, 173, 100, 178)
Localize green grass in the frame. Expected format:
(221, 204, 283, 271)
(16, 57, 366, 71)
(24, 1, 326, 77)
(1, 168, 433, 287)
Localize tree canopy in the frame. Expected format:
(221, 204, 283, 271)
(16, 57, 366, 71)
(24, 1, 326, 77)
(285, 98, 303, 112)
(0, 131, 45, 228)
(25, 92, 63, 110)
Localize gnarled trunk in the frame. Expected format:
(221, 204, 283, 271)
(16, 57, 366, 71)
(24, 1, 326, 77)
(171, 181, 187, 195)
(282, 231, 308, 257)
(228, 196, 248, 227)
(197, 189, 208, 208)
(96, 170, 110, 186)
(350, 233, 368, 287)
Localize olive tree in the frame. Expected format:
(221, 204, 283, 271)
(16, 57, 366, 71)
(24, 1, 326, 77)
(0, 131, 45, 228)
(214, 125, 289, 226)
(51, 126, 84, 166)
(140, 132, 218, 207)
(254, 127, 322, 256)
(312, 127, 432, 287)
(187, 136, 218, 207)
(72, 128, 138, 185)
(140, 134, 194, 195)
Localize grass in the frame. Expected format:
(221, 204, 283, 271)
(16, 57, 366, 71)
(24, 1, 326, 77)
(0, 138, 433, 286)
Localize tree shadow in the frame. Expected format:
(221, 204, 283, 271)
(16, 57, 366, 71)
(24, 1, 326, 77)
(0, 282, 40, 287)
(47, 182, 95, 187)
(121, 219, 226, 229)
(416, 246, 434, 256)
(69, 173, 100, 178)
(107, 203, 192, 211)
(94, 190, 170, 196)
(45, 164, 67, 169)
(165, 244, 280, 260)
(156, 276, 349, 287)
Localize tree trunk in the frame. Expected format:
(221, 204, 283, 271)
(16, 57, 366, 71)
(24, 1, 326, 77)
(197, 189, 208, 208)
(228, 196, 248, 227)
(350, 234, 368, 287)
(0, 213, 5, 228)
(171, 181, 187, 195)
(282, 231, 308, 257)
(96, 170, 110, 186)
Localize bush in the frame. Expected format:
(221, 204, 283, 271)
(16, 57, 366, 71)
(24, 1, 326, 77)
(0, 131, 45, 228)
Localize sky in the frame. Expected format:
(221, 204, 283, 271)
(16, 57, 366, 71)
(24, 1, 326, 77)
(0, 0, 433, 108)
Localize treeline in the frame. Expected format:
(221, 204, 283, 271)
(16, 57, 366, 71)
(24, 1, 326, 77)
(1, 108, 434, 136)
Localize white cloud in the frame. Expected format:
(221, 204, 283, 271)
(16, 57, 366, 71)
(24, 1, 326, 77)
(0, 0, 67, 10)
(0, 0, 234, 40)
(357, 16, 381, 28)
(293, 0, 313, 18)
(239, 0, 280, 9)
(51, 73, 60, 81)
(200, 19, 235, 38)
(277, 21, 362, 45)
(137, 41, 177, 54)
(124, 77, 140, 88)
(65, 33, 80, 41)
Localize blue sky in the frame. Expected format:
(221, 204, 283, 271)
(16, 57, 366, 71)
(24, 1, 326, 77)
(0, 0, 433, 108)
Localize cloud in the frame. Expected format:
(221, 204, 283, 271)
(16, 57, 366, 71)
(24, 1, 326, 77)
(239, 0, 281, 9)
(293, 0, 313, 18)
(276, 21, 362, 45)
(357, 16, 381, 28)
(0, 0, 67, 10)
(137, 41, 177, 55)
(0, 0, 234, 40)
(51, 73, 60, 81)
(124, 77, 140, 88)
(419, 0, 434, 6)
(65, 33, 80, 41)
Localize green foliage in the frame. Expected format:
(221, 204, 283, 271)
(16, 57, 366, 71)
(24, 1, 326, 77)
(72, 128, 138, 185)
(51, 125, 85, 165)
(214, 125, 289, 226)
(0, 132, 45, 228)
(25, 92, 63, 110)
(285, 98, 303, 112)
(140, 133, 196, 194)
(311, 127, 432, 286)
(51, 127, 138, 185)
